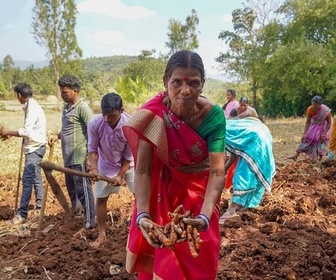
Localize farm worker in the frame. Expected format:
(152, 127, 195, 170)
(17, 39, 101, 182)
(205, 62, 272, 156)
(228, 96, 258, 119)
(327, 115, 336, 159)
(48, 74, 95, 232)
(222, 88, 239, 118)
(219, 117, 275, 224)
(287, 95, 332, 161)
(1, 83, 46, 225)
(86, 92, 134, 248)
(123, 50, 226, 279)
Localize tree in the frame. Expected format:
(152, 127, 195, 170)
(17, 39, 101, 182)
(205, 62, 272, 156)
(32, 0, 83, 97)
(260, 0, 336, 116)
(216, 1, 283, 110)
(165, 9, 200, 56)
(115, 76, 151, 107)
(2, 55, 15, 92)
(122, 50, 166, 93)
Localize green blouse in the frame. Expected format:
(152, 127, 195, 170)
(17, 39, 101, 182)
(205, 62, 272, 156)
(197, 104, 226, 152)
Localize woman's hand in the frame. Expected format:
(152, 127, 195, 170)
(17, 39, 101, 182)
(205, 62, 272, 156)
(138, 217, 162, 248)
(183, 216, 208, 232)
(320, 134, 326, 142)
(301, 135, 306, 142)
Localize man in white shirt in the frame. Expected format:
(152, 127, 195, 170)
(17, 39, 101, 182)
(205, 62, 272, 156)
(1, 83, 47, 224)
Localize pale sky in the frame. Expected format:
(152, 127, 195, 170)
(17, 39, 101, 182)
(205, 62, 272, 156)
(0, 0, 244, 76)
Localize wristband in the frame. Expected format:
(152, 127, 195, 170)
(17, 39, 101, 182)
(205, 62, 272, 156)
(196, 214, 210, 231)
(136, 211, 151, 228)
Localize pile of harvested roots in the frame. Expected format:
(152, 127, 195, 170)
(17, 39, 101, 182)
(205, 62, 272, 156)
(148, 205, 202, 258)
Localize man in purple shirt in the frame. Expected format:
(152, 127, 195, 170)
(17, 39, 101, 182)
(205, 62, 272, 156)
(87, 93, 134, 248)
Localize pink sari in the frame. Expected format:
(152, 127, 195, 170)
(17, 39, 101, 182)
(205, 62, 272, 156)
(297, 104, 331, 158)
(123, 93, 220, 280)
(236, 106, 258, 118)
(224, 100, 239, 118)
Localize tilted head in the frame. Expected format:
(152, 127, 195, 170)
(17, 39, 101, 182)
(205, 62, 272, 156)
(311, 95, 323, 111)
(58, 74, 81, 104)
(14, 83, 33, 104)
(101, 92, 124, 128)
(58, 74, 81, 91)
(311, 95, 323, 105)
(226, 89, 236, 101)
(239, 96, 249, 112)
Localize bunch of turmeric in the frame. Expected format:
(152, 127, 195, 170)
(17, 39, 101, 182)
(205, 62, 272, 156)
(148, 205, 203, 258)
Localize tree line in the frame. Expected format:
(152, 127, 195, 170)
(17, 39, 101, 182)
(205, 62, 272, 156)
(1, 0, 336, 118)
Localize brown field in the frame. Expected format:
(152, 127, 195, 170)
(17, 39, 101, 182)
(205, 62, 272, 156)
(0, 110, 335, 279)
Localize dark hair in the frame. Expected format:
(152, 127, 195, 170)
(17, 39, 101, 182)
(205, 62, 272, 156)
(227, 89, 236, 98)
(311, 95, 323, 104)
(239, 96, 249, 103)
(222, 89, 236, 110)
(58, 74, 81, 91)
(101, 93, 123, 114)
(230, 108, 238, 117)
(14, 83, 33, 98)
(164, 50, 205, 82)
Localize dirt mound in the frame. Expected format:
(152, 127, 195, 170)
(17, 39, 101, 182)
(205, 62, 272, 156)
(0, 160, 336, 279)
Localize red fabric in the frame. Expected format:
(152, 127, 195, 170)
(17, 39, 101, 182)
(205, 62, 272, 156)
(124, 93, 220, 280)
(224, 157, 238, 190)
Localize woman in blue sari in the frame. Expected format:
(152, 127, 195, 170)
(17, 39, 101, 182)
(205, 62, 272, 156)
(219, 117, 276, 223)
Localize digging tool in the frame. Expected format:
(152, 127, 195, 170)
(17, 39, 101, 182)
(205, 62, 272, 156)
(14, 139, 24, 214)
(39, 161, 119, 215)
(39, 161, 120, 185)
(35, 144, 54, 239)
(41, 166, 70, 214)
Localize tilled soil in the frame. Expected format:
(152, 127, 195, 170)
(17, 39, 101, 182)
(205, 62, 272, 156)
(0, 159, 336, 280)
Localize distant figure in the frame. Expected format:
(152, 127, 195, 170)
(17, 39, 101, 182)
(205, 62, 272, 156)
(219, 118, 275, 224)
(87, 93, 134, 248)
(229, 96, 258, 119)
(48, 74, 95, 232)
(328, 115, 336, 159)
(1, 83, 47, 225)
(288, 95, 332, 161)
(222, 89, 239, 118)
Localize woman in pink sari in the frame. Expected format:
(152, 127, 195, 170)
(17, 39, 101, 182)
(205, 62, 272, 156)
(288, 95, 332, 160)
(222, 89, 239, 118)
(123, 50, 226, 280)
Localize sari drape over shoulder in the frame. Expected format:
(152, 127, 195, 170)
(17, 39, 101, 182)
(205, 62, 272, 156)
(229, 106, 258, 119)
(123, 93, 225, 280)
(224, 100, 239, 118)
(225, 118, 276, 208)
(328, 116, 336, 153)
(297, 104, 331, 158)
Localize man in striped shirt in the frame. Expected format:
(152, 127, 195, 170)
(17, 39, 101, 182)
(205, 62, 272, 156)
(49, 75, 95, 231)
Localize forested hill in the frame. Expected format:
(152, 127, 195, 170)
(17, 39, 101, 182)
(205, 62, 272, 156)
(14, 55, 138, 74)
(83, 55, 138, 77)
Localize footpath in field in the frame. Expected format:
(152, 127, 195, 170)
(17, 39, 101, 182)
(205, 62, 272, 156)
(0, 159, 335, 279)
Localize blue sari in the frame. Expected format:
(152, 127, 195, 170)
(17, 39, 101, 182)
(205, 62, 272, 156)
(225, 118, 276, 208)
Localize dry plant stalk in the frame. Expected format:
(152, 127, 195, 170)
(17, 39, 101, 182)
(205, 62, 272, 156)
(148, 205, 203, 258)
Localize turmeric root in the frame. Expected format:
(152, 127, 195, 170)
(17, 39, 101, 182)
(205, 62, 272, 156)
(150, 226, 172, 248)
(147, 205, 203, 258)
(186, 224, 199, 258)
